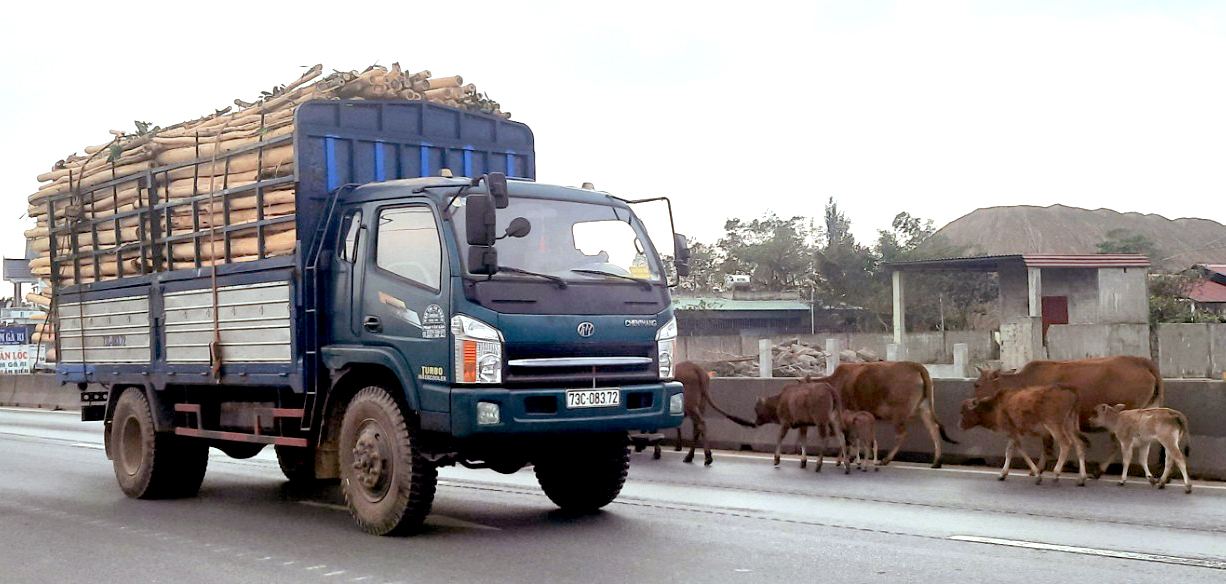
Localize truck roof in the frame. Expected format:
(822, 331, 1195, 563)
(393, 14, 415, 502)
(346, 177, 629, 208)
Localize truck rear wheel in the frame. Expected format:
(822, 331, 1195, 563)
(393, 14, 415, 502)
(111, 388, 208, 499)
(534, 433, 630, 513)
(339, 387, 437, 535)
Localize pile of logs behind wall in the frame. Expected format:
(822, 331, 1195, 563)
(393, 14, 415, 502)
(23, 63, 510, 364)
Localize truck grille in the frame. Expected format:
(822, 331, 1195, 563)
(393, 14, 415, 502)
(504, 342, 657, 387)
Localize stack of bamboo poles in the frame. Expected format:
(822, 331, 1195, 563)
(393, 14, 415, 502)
(24, 63, 510, 363)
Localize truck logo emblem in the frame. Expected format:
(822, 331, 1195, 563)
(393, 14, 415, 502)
(577, 322, 595, 337)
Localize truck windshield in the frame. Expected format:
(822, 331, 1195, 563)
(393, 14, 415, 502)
(452, 195, 663, 282)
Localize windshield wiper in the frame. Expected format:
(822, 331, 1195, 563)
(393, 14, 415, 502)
(570, 269, 653, 290)
(494, 266, 568, 289)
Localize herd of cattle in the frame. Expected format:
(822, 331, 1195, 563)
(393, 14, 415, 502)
(653, 356, 1193, 493)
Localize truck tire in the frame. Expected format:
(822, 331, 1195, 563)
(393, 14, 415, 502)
(275, 445, 318, 483)
(534, 433, 630, 513)
(339, 387, 437, 535)
(111, 388, 209, 499)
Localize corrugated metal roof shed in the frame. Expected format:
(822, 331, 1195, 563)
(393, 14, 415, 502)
(885, 253, 1150, 272)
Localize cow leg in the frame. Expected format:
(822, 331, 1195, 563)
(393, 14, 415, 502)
(1047, 425, 1070, 485)
(683, 417, 699, 464)
(1068, 425, 1088, 486)
(797, 426, 810, 470)
(918, 401, 944, 469)
(673, 424, 683, 452)
(699, 416, 713, 466)
(1094, 436, 1120, 480)
(1012, 437, 1043, 485)
(879, 421, 910, 467)
(1119, 439, 1135, 487)
(1157, 440, 1175, 490)
(999, 440, 1015, 481)
(1139, 442, 1158, 486)
(1170, 436, 1192, 494)
(870, 436, 880, 472)
(774, 426, 789, 466)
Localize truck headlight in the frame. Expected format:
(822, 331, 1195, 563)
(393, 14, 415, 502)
(669, 392, 684, 415)
(656, 316, 677, 379)
(452, 314, 504, 384)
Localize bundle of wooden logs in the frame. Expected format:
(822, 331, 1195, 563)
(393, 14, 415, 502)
(23, 63, 510, 364)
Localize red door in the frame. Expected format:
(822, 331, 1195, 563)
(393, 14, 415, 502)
(1041, 296, 1069, 340)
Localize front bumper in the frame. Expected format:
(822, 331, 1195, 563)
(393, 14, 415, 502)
(447, 381, 684, 438)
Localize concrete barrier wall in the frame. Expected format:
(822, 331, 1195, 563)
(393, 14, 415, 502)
(0, 374, 75, 411)
(679, 331, 993, 366)
(687, 377, 1226, 481)
(1158, 323, 1226, 379)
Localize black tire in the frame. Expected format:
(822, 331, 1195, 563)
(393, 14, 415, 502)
(275, 445, 318, 483)
(339, 387, 437, 536)
(534, 433, 630, 513)
(111, 388, 208, 499)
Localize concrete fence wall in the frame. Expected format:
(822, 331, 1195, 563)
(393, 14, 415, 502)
(679, 331, 993, 366)
(668, 376, 1226, 482)
(1157, 323, 1226, 379)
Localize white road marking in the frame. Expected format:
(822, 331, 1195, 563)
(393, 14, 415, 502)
(949, 535, 1226, 570)
(297, 501, 501, 531)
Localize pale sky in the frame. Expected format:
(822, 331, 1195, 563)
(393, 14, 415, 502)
(3, 0, 1225, 263)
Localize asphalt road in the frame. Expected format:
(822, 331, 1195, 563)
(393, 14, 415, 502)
(2, 407, 1224, 584)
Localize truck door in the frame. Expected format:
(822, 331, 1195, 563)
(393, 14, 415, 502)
(330, 207, 364, 340)
(357, 203, 450, 385)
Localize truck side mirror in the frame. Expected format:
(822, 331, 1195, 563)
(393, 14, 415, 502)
(674, 233, 691, 277)
(486, 172, 509, 209)
(466, 194, 497, 246)
(468, 246, 498, 275)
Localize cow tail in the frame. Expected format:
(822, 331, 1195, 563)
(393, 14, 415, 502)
(701, 373, 757, 428)
(1147, 359, 1164, 407)
(1175, 410, 1191, 458)
(919, 365, 958, 445)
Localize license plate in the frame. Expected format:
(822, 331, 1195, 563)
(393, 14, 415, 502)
(566, 388, 620, 409)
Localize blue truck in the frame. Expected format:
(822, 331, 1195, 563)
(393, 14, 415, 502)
(45, 100, 688, 535)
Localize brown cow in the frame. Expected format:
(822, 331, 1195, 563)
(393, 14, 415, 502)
(654, 361, 756, 466)
(811, 361, 956, 468)
(975, 356, 1163, 475)
(840, 410, 878, 471)
(959, 385, 1088, 486)
(754, 379, 848, 473)
(1089, 404, 1192, 494)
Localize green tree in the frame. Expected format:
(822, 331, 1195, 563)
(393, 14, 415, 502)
(674, 240, 723, 294)
(812, 198, 881, 329)
(717, 213, 815, 292)
(1149, 270, 1224, 324)
(875, 212, 997, 331)
(1097, 229, 1160, 261)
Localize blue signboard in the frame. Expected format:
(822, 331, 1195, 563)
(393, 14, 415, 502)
(0, 325, 34, 345)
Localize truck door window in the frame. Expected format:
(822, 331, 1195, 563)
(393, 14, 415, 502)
(376, 206, 442, 289)
(340, 210, 362, 262)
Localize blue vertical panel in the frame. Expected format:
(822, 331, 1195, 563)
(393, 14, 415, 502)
(505, 152, 515, 177)
(420, 145, 431, 177)
(463, 149, 472, 177)
(325, 137, 338, 191)
(374, 142, 386, 182)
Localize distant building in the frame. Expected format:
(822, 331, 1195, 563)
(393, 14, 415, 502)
(672, 294, 870, 336)
(1187, 264, 1226, 316)
(886, 254, 1150, 369)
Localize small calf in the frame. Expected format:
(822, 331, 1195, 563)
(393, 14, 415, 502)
(754, 379, 847, 473)
(840, 410, 878, 471)
(1089, 404, 1192, 494)
(959, 384, 1087, 486)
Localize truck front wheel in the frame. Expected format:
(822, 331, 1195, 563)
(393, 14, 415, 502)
(111, 388, 208, 499)
(339, 387, 437, 535)
(534, 433, 630, 513)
